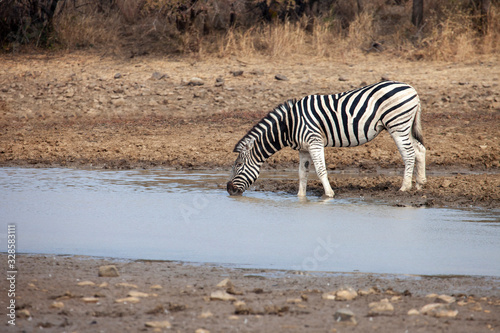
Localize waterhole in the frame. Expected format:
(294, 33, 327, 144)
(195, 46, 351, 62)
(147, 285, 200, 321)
(1, 168, 499, 276)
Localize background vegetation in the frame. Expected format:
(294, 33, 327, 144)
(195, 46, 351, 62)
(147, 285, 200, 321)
(0, 0, 498, 60)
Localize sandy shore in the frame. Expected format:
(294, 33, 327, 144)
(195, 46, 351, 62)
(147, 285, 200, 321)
(1, 254, 499, 332)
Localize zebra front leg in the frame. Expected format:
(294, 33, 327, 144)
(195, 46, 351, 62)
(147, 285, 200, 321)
(298, 150, 312, 197)
(308, 144, 335, 198)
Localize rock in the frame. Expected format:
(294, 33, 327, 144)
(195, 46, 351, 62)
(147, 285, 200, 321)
(151, 71, 168, 80)
(195, 329, 210, 333)
(336, 288, 358, 301)
(199, 310, 213, 318)
(381, 74, 391, 81)
(98, 265, 119, 277)
(215, 77, 224, 87)
(18, 309, 31, 318)
(234, 300, 251, 314)
(390, 296, 402, 303)
(114, 73, 122, 79)
(216, 278, 233, 288)
(286, 298, 302, 304)
(188, 77, 204, 86)
(358, 287, 378, 296)
(435, 294, 456, 304)
(82, 297, 99, 303)
(99, 282, 108, 288)
(50, 301, 64, 309)
(115, 296, 141, 304)
(77, 280, 96, 286)
(368, 298, 394, 315)
(210, 290, 237, 301)
(128, 290, 150, 298)
(275, 74, 288, 81)
(420, 303, 458, 318)
(145, 320, 172, 329)
(111, 98, 126, 106)
(440, 179, 452, 188)
(322, 291, 336, 300)
(338, 76, 349, 81)
(193, 89, 206, 98)
(334, 308, 357, 325)
(150, 284, 162, 290)
(231, 70, 243, 76)
(408, 308, 420, 315)
(115, 282, 138, 288)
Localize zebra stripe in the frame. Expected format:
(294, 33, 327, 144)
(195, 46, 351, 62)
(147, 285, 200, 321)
(227, 81, 426, 197)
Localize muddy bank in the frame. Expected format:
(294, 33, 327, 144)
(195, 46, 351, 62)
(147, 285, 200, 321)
(0, 53, 499, 208)
(3, 254, 499, 332)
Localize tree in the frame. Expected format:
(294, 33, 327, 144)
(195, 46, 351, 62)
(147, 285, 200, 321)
(411, 0, 423, 28)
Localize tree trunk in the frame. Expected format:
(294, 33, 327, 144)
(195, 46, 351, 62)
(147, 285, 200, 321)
(479, 0, 491, 34)
(411, 0, 423, 28)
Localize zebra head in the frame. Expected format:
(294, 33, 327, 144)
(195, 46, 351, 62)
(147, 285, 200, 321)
(227, 137, 261, 196)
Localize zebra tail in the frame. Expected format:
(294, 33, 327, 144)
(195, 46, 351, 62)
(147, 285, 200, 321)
(412, 100, 424, 146)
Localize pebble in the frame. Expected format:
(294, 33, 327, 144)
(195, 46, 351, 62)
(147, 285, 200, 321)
(114, 73, 122, 79)
(338, 76, 349, 82)
(199, 310, 213, 318)
(420, 303, 457, 317)
(215, 77, 224, 87)
(358, 287, 378, 296)
(231, 70, 243, 76)
(188, 77, 204, 86)
(128, 290, 151, 298)
(77, 280, 96, 286)
(381, 74, 391, 81)
(98, 265, 119, 277)
(17, 309, 31, 318)
(145, 320, 172, 329)
(322, 291, 336, 300)
(150, 284, 162, 290)
(115, 282, 138, 288)
(234, 300, 251, 314)
(151, 72, 168, 80)
(336, 288, 358, 301)
(275, 74, 288, 81)
(115, 296, 141, 304)
(195, 329, 210, 333)
(435, 294, 456, 304)
(51, 301, 64, 309)
(210, 290, 237, 301)
(368, 298, 394, 315)
(407, 308, 420, 315)
(334, 308, 357, 325)
(82, 297, 99, 303)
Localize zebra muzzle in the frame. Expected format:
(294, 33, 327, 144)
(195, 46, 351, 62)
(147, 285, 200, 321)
(227, 181, 243, 196)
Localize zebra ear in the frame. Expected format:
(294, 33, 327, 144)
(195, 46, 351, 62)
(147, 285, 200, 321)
(234, 137, 255, 153)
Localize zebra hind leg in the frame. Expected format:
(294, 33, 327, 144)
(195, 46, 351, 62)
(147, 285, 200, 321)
(308, 144, 335, 197)
(390, 133, 416, 192)
(298, 150, 312, 197)
(414, 140, 426, 190)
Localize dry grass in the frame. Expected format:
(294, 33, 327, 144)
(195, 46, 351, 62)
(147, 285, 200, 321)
(50, 0, 499, 61)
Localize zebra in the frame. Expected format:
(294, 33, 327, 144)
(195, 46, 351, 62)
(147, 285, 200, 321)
(227, 81, 426, 197)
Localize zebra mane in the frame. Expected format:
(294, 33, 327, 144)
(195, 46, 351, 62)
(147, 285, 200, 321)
(233, 99, 295, 153)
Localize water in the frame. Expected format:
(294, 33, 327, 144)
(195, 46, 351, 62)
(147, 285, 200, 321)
(0, 168, 499, 277)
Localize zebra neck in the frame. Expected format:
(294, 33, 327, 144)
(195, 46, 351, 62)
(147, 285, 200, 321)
(249, 116, 290, 163)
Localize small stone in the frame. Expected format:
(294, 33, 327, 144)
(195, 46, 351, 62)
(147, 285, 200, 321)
(358, 287, 378, 296)
(440, 179, 452, 188)
(82, 297, 99, 303)
(199, 310, 213, 318)
(145, 320, 172, 329)
(217, 278, 233, 288)
(111, 98, 126, 106)
(381, 74, 391, 81)
(425, 293, 438, 298)
(99, 282, 108, 288)
(18, 309, 31, 318)
(115, 296, 141, 304)
(188, 77, 204, 86)
(215, 77, 224, 87)
(322, 291, 336, 300)
(210, 290, 237, 301)
(338, 76, 348, 81)
(195, 329, 210, 333)
(390, 296, 402, 303)
(369, 298, 394, 315)
(128, 290, 150, 298)
(51, 301, 64, 309)
(435, 294, 456, 304)
(275, 74, 288, 81)
(115, 282, 138, 288)
(98, 265, 119, 277)
(231, 70, 243, 76)
(234, 300, 251, 314)
(420, 303, 458, 318)
(286, 298, 302, 304)
(77, 281, 95, 286)
(334, 308, 357, 325)
(408, 308, 420, 315)
(150, 284, 162, 290)
(193, 89, 206, 98)
(151, 71, 168, 80)
(336, 288, 358, 301)
(114, 73, 122, 79)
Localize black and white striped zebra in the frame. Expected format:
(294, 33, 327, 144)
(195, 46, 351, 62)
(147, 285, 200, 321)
(227, 81, 426, 197)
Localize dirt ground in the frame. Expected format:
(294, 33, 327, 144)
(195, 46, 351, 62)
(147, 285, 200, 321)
(0, 52, 499, 332)
(0, 51, 499, 208)
(2, 254, 499, 332)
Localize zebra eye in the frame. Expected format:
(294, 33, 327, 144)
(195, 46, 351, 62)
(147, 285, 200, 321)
(235, 162, 244, 169)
